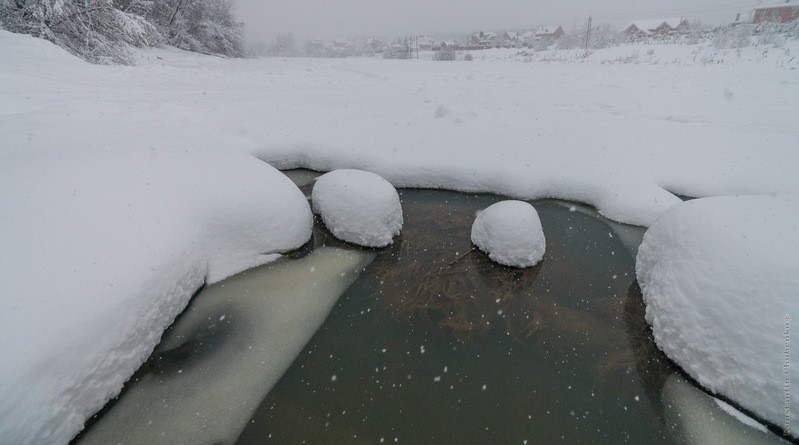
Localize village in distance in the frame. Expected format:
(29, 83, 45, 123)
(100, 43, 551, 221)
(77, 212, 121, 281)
(252, 1, 799, 59)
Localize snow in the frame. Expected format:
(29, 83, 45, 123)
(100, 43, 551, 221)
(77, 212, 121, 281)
(0, 27, 798, 443)
(471, 201, 546, 268)
(636, 195, 799, 437)
(535, 26, 562, 35)
(312, 169, 403, 247)
(626, 18, 685, 32)
(430, 40, 799, 68)
(0, 32, 313, 445)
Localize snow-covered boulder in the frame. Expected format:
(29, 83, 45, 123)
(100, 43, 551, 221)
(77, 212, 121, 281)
(311, 169, 403, 247)
(636, 195, 799, 437)
(471, 200, 546, 268)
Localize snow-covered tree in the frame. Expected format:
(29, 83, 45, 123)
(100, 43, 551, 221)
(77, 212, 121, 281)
(0, 0, 160, 64)
(147, 0, 243, 57)
(0, 0, 243, 63)
(713, 24, 754, 49)
(269, 32, 296, 56)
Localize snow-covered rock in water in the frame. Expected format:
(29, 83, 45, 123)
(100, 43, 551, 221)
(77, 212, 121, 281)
(636, 195, 799, 437)
(311, 169, 403, 247)
(471, 200, 546, 268)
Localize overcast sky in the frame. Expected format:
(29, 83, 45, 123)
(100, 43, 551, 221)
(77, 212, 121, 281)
(235, 0, 774, 43)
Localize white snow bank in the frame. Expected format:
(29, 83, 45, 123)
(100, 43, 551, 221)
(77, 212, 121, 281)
(0, 81, 312, 445)
(471, 200, 545, 267)
(4, 30, 798, 228)
(0, 150, 311, 444)
(636, 195, 799, 437)
(79, 247, 373, 445)
(312, 169, 403, 247)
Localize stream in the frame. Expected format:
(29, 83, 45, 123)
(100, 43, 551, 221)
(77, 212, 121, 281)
(75, 171, 787, 445)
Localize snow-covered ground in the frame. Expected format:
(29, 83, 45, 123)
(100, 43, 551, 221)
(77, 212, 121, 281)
(0, 32, 315, 444)
(1, 29, 798, 443)
(419, 40, 799, 68)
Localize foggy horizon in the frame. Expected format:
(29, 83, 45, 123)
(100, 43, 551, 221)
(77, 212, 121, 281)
(235, 0, 777, 43)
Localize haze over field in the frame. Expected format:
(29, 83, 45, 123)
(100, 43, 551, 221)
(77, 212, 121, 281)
(236, 0, 774, 41)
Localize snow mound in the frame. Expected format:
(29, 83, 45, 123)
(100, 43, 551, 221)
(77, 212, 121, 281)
(0, 147, 312, 445)
(636, 195, 799, 437)
(312, 169, 403, 247)
(471, 200, 545, 268)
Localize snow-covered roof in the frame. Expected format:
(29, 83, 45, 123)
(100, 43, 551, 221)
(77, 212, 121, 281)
(754, 0, 799, 9)
(521, 31, 536, 38)
(754, 1, 799, 10)
(625, 18, 685, 32)
(504, 31, 519, 39)
(535, 26, 562, 35)
(471, 31, 499, 39)
(417, 35, 436, 44)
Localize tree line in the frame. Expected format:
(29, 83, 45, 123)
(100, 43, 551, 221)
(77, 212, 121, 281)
(0, 0, 243, 64)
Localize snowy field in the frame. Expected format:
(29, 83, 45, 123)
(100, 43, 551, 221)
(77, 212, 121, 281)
(1, 29, 799, 443)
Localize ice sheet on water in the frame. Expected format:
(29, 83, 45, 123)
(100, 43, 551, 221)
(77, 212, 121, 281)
(79, 247, 374, 445)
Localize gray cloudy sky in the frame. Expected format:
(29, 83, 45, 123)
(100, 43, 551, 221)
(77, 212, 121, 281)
(235, 0, 771, 43)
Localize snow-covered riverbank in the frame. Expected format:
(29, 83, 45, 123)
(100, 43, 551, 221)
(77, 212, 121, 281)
(1, 29, 798, 443)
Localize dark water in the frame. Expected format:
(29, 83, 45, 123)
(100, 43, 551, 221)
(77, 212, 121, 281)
(236, 189, 678, 445)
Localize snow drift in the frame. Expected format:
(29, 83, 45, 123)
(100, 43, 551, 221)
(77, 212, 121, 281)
(471, 200, 545, 267)
(0, 143, 312, 443)
(636, 195, 799, 437)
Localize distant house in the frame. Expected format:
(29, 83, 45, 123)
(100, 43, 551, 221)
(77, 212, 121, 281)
(624, 17, 688, 36)
(520, 30, 537, 45)
(415, 36, 437, 50)
(501, 31, 521, 47)
(384, 43, 412, 58)
(333, 39, 352, 49)
(469, 31, 500, 49)
(305, 40, 328, 51)
(439, 40, 464, 50)
(365, 38, 387, 53)
(534, 26, 564, 41)
(753, 1, 799, 23)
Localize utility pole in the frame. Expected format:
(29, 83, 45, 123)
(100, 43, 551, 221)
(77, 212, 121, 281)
(584, 15, 592, 53)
